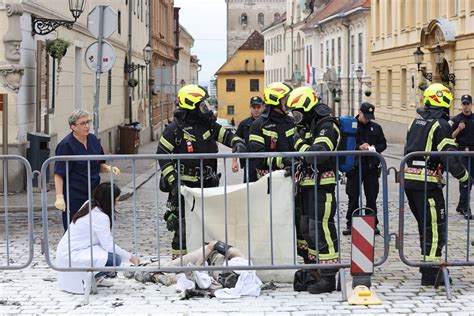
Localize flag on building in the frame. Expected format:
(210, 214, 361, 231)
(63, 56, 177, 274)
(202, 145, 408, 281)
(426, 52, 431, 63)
(306, 64, 316, 85)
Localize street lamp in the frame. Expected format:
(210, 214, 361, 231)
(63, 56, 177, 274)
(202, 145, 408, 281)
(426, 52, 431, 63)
(143, 44, 152, 65)
(31, 0, 86, 36)
(355, 66, 372, 89)
(413, 46, 433, 82)
(124, 44, 151, 73)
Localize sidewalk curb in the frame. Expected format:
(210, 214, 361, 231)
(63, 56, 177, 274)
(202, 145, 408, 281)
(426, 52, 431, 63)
(119, 166, 158, 201)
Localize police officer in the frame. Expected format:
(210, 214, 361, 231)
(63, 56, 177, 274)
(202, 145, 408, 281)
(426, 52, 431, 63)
(451, 94, 474, 219)
(287, 86, 341, 294)
(404, 83, 469, 286)
(157, 84, 246, 259)
(343, 102, 386, 236)
(231, 96, 265, 182)
(248, 82, 295, 177)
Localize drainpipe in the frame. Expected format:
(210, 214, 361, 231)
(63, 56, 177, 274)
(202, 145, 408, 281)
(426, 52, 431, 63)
(127, 0, 133, 125)
(342, 18, 351, 116)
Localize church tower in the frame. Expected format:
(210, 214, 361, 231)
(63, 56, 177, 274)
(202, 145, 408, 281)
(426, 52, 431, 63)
(226, 0, 286, 58)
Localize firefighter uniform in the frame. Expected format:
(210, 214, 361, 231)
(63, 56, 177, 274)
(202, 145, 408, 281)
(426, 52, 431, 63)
(248, 108, 296, 175)
(248, 82, 295, 177)
(288, 86, 341, 294)
(157, 85, 245, 258)
(404, 83, 469, 285)
(344, 103, 387, 235)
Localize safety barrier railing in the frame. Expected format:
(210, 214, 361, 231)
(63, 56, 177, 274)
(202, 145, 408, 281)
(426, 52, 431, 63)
(398, 151, 474, 299)
(40, 151, 389, 303)
(0, 155, 34, 270)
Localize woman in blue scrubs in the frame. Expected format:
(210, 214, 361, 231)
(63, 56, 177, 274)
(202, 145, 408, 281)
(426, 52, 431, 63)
(54, 109, 121, 231)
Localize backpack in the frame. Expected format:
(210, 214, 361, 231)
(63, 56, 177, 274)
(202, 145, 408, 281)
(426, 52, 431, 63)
(337, 116, 358, 173)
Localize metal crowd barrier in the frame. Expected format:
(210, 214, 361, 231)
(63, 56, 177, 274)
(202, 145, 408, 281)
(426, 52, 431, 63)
(398, 151, 474, 299)
(0, 155, 34, 270)
(39, 151, 389, 302)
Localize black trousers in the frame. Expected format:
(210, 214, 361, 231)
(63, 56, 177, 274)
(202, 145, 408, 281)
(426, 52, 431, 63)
(300, 186, 338, 271)
(405, 188, 446, 263)
(458, 156, 474, 210)
(346, 167, 380, 226)
(169, 194, 187, 257)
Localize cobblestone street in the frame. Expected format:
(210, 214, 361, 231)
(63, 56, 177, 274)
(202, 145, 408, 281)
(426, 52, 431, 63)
(2, 146, 474, 314)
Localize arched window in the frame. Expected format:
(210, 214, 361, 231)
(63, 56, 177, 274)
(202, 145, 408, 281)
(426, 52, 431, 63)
(240, 13, 248, 26)
(274, 12, 280, 21)
(258, 13, 264, 27)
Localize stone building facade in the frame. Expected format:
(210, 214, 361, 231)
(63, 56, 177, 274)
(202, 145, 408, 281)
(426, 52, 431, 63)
(371, 0, 474, 142)
(226, 0, 286, 58)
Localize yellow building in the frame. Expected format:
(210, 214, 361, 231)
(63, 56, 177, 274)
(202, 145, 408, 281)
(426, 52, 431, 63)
(371, 0, 474, 142)
(216, 31, 264, 124)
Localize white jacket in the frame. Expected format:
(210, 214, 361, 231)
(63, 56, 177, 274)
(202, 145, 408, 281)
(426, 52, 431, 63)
(55, 206, 132, 294)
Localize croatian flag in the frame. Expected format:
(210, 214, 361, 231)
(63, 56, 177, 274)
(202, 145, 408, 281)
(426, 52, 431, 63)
(306, 64, 316, 85)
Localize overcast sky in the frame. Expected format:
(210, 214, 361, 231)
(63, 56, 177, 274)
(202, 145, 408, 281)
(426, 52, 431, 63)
(174, 0, 227, 87)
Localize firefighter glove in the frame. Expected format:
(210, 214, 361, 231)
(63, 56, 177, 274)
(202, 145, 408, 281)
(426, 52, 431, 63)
(54, 194, 66, 211)
(232, 140, 247, 153)
(105, 165, 121, 176)
(164, 210, 179, 232)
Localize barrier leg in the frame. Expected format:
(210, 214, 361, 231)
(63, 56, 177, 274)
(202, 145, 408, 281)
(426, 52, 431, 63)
(83, 272, 94, 305)
(338, 268, 347, 300)
(435, 267, 452, 300)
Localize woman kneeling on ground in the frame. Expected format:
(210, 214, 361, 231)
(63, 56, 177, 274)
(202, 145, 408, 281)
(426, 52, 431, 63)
(55, 182, 140, 294)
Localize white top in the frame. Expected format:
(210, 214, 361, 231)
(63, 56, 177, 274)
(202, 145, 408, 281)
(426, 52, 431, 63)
(55, 206, 132, 294)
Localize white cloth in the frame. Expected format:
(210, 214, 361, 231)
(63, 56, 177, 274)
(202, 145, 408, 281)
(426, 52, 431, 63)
(214, 258, 262, 299)
(176, 274, 195, 292)
(55, 207, 132, 294)
(182, 170, 295, 282)
(193, 270, 213, 289)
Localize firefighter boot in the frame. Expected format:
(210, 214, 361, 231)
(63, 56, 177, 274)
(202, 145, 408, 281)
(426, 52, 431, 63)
(307, 269, 337, 294)
(420, 267, 452, 286)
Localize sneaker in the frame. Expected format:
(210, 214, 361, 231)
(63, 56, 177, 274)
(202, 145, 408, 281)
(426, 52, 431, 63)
(307, 276, 336, 294)
(96, 276, 114, 287)
(342, 225, 352, 236)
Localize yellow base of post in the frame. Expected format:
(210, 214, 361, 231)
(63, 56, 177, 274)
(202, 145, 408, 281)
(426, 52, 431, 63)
(348, 285, 382, 305)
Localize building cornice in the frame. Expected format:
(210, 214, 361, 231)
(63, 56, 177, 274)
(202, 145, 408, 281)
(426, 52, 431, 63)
(216, 70, 264, 75)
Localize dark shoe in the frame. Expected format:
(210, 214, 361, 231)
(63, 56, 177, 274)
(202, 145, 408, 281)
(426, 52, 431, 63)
(374, 226, 381, 235)
(307, 276, 336, 294)
(421, 275, 452, 286)
(293, 269, 320, 292)
(465, 210, 473, 220)
(342, 225, 352, 236)
(421, 268, 452, 286)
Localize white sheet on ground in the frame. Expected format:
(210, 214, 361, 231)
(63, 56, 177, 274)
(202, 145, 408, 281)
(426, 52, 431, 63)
(182, 170, 295, 282)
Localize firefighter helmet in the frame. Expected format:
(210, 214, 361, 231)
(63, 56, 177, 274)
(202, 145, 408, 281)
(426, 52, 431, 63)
(423, 83, 453, 109)
(263, 82, 293, 106)
(286, 86, 319, 112)
(177, 84, 209, 110)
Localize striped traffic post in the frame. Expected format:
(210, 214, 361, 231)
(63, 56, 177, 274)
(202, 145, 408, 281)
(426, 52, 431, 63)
(348, 208, 381, 305)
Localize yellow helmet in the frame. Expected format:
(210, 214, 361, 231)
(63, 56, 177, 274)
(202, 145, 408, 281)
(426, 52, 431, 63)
(423, 83, 453, 109)
(286, 86, 319, 112)
(263, 82, 293, 106)
(177, 84, 209, 110)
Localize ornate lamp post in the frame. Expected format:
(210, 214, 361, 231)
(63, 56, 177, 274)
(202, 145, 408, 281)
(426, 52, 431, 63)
(31, 0, 86, 36)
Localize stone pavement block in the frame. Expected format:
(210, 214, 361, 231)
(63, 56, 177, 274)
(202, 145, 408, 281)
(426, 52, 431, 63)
(264, 312, 291, 316)
(351, 309, 388, 314)
(413, 308, 436, 313)
(387, 308, 415, 313)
